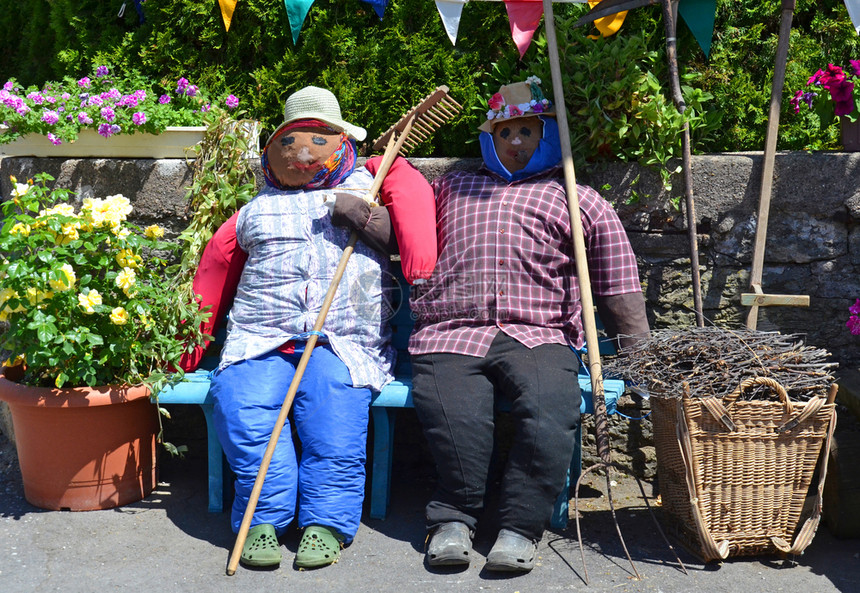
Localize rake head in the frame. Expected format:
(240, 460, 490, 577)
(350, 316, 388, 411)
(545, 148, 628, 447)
(371, 86, 462, 156)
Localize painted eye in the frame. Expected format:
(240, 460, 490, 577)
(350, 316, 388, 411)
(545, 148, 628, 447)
(519, 127, 532, 137)
(498, 127, 511, 139)
(312, 136, 328, 145)
(281, 136, 295, 146)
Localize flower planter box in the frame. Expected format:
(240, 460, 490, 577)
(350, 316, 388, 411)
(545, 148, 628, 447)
(0, 126, 207, 159)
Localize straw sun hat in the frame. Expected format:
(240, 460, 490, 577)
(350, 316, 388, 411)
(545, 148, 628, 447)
(478, 76, 555, 133)
(267, 86, 367, 144)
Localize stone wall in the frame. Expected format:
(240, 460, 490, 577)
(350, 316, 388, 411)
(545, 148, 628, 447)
(1, 152, 859, 464)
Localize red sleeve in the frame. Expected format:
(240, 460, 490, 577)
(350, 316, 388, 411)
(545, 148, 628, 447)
(365, 155, 437, 284)
(178, 212, 247, 371)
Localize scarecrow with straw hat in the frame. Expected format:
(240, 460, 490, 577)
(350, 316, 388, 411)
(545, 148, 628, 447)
(179, 85, 436, 570)
(408, 76, 650, 572)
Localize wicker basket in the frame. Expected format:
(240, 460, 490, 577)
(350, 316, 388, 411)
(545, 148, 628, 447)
(651, 376, 836, 562)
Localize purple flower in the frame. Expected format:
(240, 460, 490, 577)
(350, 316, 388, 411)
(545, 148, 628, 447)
(850, 298, 860, 316)
(96, 65, 110, 77)
(88, 95, 104, 107)
(847, 315, 860, 335)
(185, 84, 198, 98)
(97, 123, 121, 137)
(41, 110, 60, 125)
(16, 105, 29, 116)
(225, 94, 239, 109)
(3, 81, 13, 91)
(118, 94, 139, 107)
(47, 133, 62, 146)
(61, 92, 70, 100)
(201, 102, 211, 112)
(176, 77, 189, 93)
(101, 107, 116, 122)
(790, 90, 803, 114)
(134, 90, 146, 102)
(26, 92, 44, 105)
(101, 88, 121, 101)
(77, 77, 91, 88)
(158, 94, 171, 104)
(132, 112, 146, 125)
(77, 112, 93, 125)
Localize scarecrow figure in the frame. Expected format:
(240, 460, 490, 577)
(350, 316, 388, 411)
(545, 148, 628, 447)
(408, 77, 649, 572)
(180, 86, 435, 569)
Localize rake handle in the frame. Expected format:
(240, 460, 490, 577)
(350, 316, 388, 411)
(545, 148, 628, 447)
(226, 118, 415, 576)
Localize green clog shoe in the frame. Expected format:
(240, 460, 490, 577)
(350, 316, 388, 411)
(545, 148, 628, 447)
(295, 525, 344, 569)
(240, 523, 282, 567)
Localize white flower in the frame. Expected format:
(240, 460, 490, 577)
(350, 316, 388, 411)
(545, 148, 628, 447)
(525, 75, 542, 85)
(11, 183, 30, 198)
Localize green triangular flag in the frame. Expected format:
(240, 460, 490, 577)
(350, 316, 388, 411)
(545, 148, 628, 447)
(678, 0, 716, 58)
(284, 0, 315, 44)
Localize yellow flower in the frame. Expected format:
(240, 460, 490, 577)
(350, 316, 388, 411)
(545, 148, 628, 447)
(59, 222, 80, 243)
(38, 203, 77, 219)
(11, 182, 30, 199)
(81, 197, 107, 228)
(10, 222, 30, 237)
(144, 224, 165, 239)
(110, 306, 129, 325)
(115, 267, 136, 291)
(77, 289, 102, 314)
(0, 288, 25, 321)
(25, 287, 53, 306)
(48, 263, 76, 292)
(115, 249, 142, 269)
(103, 194, 133, 226)
(111, 224, 131, 240)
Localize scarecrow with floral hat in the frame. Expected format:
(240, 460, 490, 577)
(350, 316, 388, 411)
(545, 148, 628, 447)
(180, 85, 436, 570)
(408, 77, 649, 572)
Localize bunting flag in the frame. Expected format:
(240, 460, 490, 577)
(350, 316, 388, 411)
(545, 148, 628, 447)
(363, 0, 390, 19)
(504, 1, 545, 58)
(587, 0, 626, 38)
(678, 0, 716, 57)
(217, 0, 238, 31)
(435, 0, 468, 46)
(846, 0, 860, 34)
(285, 0, 316, 44)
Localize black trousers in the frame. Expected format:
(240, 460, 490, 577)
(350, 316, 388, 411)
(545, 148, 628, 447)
(411, 332, 582, 541)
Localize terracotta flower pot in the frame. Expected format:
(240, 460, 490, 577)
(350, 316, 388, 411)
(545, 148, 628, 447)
(0, 367, 157, 511)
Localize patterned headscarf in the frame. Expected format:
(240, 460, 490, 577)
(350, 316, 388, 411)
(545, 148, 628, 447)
(261, 119, 358, 190)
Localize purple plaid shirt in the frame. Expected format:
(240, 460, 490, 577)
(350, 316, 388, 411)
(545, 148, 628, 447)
(408, 167, 642, 357)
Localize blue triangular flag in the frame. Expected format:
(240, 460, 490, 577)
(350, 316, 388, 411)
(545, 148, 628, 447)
(361, 0, 388, 19)
(284, 0, 315, 44)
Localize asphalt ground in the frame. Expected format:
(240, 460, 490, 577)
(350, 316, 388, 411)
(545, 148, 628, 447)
(1, 409, 859, 593)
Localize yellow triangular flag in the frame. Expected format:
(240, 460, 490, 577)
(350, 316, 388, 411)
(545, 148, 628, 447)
(588, 0, 627, 38)
(218, 0, 238, 32)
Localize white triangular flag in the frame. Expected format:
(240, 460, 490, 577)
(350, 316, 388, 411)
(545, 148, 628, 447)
(846, 0, 860, 34)
(435, 0, 468, 46)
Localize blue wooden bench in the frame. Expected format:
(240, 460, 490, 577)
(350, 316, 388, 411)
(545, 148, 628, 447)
(154, 264, 624, 529)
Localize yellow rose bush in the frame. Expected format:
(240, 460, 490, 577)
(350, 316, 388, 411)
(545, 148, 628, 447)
(0, 172, 208, 388)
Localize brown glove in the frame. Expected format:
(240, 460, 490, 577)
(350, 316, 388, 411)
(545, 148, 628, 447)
(595, 291, 650, 351)
(331, 192, 398, 256)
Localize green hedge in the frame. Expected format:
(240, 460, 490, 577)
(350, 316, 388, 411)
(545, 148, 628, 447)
(1, 0, 858, 160)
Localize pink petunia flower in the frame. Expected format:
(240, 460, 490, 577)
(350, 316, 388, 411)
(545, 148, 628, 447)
(132, 112, 147, 125)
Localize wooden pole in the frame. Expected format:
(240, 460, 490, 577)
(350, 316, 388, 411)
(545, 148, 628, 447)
(744, 0, 809, 329)
(541, 0, 608, 463)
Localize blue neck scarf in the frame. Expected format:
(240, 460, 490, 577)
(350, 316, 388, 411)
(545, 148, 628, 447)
(479, 116, 562, 182)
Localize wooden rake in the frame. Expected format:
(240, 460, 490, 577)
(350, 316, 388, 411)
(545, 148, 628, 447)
(225, 86, 461, 576)
(542, 0, 686, 583)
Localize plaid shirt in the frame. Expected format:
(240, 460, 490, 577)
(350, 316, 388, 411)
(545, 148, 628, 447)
(408, 167, 642, 357)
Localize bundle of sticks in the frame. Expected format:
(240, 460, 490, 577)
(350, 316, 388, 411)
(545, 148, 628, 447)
(602, 327, 837, 402)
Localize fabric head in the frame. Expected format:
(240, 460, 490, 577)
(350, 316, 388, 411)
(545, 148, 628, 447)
(266, 85, 367, 146)
(262, 119, 357, 190)
(479, 115, 561, 182)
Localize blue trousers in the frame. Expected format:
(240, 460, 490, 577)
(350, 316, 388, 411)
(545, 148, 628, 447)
(209, 345, 371, 542)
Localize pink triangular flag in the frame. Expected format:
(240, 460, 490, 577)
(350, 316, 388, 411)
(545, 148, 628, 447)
(503, 1, 544, 58)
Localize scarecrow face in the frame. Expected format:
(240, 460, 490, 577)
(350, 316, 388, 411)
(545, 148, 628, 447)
(492, 116, 543, 173)
(266, 125, 341, 188)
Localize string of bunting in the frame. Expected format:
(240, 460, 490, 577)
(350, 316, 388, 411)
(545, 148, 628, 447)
(215, 1, 859, 62)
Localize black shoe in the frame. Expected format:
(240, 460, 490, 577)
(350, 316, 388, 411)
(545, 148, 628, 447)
(426, 521, 472, 566)
(485, 528, 536, 572)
